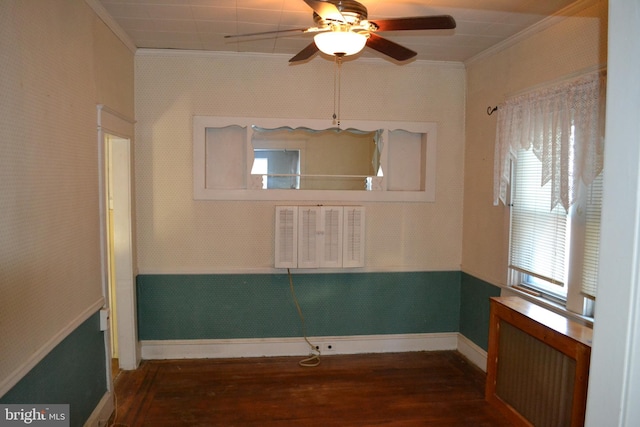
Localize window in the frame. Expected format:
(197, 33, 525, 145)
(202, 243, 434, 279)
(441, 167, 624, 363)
(495, 71, 606, 318)
(509, 148, 569, 301)
(509, 147, 602, 315)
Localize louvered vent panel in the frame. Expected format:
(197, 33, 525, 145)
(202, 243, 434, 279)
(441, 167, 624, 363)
(322, 207, 343, 268)
(275, 206, 364, 269)
(298, 207, 319, 268)
(343, 207, 365, 267)
(274, 206, 297, 268)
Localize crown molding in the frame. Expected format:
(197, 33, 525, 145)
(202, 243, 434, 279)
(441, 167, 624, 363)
(464, 0, 601, 66)
(134, 48, 465, 69)
(84, 0, 137, 54)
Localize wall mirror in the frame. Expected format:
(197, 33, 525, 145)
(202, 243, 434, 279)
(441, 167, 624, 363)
(193, 116, 436, 202)
(251, 126, 380, 191)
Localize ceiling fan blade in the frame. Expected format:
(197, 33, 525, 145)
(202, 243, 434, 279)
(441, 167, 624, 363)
(366, 33, 417, 61)
(289, 42, 319, 62)
(371, 15, 456, 32)
(224, 28, 308, 39)
(303, 0, 345, 22)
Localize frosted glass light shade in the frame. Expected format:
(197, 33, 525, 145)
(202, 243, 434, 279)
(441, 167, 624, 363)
(314, 31, 367, 56)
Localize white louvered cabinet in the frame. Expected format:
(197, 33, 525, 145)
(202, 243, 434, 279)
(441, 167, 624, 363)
(274, 206, 298, 268)
(275, 206, 364, 269)
(343, 206, 365, 268)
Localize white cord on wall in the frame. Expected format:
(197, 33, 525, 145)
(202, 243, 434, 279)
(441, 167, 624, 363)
(287, 268, 321, 367)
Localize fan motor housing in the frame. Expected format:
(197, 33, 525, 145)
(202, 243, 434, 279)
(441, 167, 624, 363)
(313, 0, 368, 26)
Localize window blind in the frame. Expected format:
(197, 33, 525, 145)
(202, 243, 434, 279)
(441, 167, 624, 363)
(510, 149, 567, 287)
(581, 173, 603, 298)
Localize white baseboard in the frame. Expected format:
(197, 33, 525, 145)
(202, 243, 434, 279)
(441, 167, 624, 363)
(141, 333, 459, 360)
(140, 333, 488, 372)
(84, 391, 113, 427)
(456, 334, 488, 372)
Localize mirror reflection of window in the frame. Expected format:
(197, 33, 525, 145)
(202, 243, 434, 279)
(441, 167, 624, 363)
(252, 149, 300, 189)
(251, 126, 381, 191)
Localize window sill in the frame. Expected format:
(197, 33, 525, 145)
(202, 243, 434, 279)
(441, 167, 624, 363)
(502, 286, 594, 328)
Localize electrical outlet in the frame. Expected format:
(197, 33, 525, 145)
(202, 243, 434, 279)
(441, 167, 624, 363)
(314, 343, 336, 353)
(323, 343, 335, 353)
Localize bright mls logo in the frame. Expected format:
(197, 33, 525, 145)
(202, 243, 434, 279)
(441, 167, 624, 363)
(0, 405, 69, 426)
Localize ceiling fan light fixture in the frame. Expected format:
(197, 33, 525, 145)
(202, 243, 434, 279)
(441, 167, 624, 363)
(314, 31, 367, 57)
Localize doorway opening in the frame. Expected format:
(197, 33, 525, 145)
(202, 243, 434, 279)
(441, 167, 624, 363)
(103, 132, 138, 371)
(106, 135, 125, 359)
(97, 105, 138, 387)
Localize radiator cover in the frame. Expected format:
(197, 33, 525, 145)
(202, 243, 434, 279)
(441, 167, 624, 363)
(485, 297, 592, 427)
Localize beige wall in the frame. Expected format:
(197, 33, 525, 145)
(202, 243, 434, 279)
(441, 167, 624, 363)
(462, 0, 608, 286)
(93, 16, 135, 119)
(0, 0, 134, 393)
(135, 53, 465, 273)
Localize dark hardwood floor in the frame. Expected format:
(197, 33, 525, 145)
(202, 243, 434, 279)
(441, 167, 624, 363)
(110, 351, 513, 426)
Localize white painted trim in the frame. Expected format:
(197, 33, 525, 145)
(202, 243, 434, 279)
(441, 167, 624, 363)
(97, 105, 140, 372)
(586, 1, 640, 424)
(109, 141, 139, 370)
(136, 266, 462, 275)
(97, 105, 135, 128)
(457, 334, 487, 372)
(0, 298, 104, 397)
(84, 0, 137, 53)
(141, 333, 458, 360)
(193, 116, 437, 202)
(83, 391, 114, 427)
(134, 48, 465, 69)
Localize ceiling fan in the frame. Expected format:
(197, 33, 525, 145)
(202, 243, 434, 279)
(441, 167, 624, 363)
(225, 0, 456, 63)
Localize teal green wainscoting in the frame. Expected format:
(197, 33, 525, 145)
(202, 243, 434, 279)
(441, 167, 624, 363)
(459, 273, 502, 351)
(0, 312, 107, 427)
(137, 272, 462, 340)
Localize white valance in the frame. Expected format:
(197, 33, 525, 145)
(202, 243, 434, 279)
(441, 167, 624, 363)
(493, 71, 606, 211)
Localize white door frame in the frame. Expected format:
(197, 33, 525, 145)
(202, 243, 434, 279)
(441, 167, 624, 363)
(97, 105, 139, 374)
(585, 1, 640, 425)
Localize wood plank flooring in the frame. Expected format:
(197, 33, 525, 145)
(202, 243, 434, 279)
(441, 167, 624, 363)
(110, 351, 513, 426)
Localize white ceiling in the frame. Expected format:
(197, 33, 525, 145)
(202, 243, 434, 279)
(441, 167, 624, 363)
(97, 0, 579, 62)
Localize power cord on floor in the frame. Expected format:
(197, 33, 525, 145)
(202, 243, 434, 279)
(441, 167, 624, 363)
(108, 369, 129, 427)
(287, 268, 321, 367)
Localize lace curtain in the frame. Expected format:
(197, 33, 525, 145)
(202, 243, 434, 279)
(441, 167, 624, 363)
(493, 71, 606, 211)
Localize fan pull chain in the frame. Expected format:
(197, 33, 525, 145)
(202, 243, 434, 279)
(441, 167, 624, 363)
(332, 55, 343, 127)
